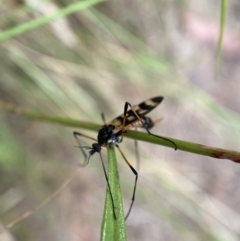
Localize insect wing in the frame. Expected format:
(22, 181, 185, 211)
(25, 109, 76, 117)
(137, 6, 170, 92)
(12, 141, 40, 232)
(107, 96, 164, 131)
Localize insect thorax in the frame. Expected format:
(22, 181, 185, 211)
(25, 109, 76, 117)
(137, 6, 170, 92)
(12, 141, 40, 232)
(97, 125, 121, 146)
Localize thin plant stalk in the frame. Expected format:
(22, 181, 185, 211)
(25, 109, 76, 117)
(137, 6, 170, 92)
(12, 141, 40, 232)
(101, 146, 127, 241)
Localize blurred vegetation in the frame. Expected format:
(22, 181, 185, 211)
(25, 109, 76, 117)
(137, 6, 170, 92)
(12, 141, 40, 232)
(1, 0, 240, 241)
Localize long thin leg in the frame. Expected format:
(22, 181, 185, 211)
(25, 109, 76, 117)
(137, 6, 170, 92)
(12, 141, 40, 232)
(99, 152, 117, 219)
(122, 102, 177, 150)
(73, 131, 97, 144)
(134, 118, 163, 171)
(101, 112, 106, 125)
(73, 131, 98, 166)
(119, 100, 131, 142)
(117, 145, 138, 220)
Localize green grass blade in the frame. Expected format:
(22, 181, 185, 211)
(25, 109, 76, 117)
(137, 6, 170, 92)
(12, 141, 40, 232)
(215, 0, 227, 77)
(0, 0, 105, 43)
(101, 146, 127, 241)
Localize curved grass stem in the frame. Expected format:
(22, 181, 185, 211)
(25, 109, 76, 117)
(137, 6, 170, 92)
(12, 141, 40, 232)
(1, 99, 240, 163)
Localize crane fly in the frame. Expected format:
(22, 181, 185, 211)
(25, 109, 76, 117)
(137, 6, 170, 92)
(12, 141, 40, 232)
(73, 96, 177, 220)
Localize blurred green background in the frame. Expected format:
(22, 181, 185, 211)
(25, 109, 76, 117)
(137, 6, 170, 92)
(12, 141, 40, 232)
(1, 0, 240, 240)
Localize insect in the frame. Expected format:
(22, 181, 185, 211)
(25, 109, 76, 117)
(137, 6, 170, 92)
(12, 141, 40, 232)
(73, 96, 177, 220)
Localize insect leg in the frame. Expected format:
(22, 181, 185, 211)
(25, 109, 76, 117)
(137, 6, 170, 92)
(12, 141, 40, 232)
(101, 112, 106, 125)
(99, 151, 117, 219)
(123, 102, 177, 150)
(119, 101, 131, 142)
(73, 131, 98, 166)
(134, 117, 162, 171)
(116, 145, 138, 220)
